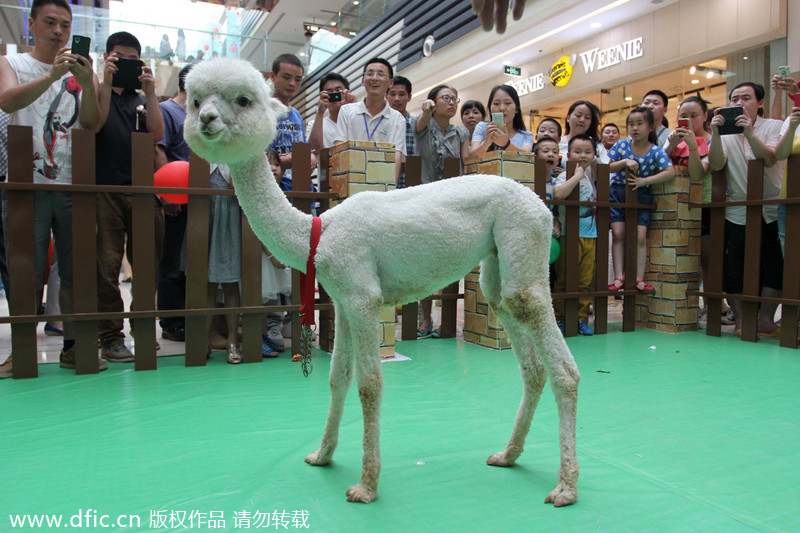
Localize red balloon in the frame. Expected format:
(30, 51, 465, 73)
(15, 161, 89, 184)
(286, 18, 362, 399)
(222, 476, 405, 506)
(154, 161, 189, 204)
(204, 44, 209, 51)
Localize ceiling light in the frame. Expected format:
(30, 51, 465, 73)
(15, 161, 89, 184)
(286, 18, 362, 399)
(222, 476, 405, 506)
(691, 79, 700, 84)
(349, 31, 357, 36)
(330, 21, 337, 26)
(299, 51, 306, 57)
(624, 96, 632, 101)
(589, 22, 602, 29)
(706, 70, 714, 79)
(353, 0, 360, 4)
(743, 56, 749, 60)
(689, 66, 697, 74)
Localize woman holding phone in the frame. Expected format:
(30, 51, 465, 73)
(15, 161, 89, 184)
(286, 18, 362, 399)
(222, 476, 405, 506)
(469, 84, 533, 155)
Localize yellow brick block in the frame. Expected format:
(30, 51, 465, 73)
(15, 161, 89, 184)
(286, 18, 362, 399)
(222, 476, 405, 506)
(488, 306, 504, 329)
(380, 345, 396, 359)
(464, 289, 477, 312)
(380, 306, 395, 323)
(349, 183, 386, 196)
(649, 298, 675, 316)
(662, 229, 689, 247)
(650, 247, 676, 266)
(659, 282, 688, 300)
(676, 255, 699, 273)
(502, 161, 535, 181)
(366, 161, 396, 184)
(478, 161, 502, 176)
(339, 150, 366, 173)
(464, 312, 488, 335)
(330, 174, 348, 199)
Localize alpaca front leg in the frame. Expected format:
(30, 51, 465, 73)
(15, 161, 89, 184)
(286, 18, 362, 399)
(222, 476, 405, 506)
(344, 308, 383, 504)
(306, 305, 353, 466)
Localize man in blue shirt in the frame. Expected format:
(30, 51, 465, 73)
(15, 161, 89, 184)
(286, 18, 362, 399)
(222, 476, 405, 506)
(154, 63, 192, 343)
(268, 54, 310, 191)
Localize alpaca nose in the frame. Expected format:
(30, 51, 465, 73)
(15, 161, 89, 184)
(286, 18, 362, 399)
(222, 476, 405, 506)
(199, 102, 219, 125)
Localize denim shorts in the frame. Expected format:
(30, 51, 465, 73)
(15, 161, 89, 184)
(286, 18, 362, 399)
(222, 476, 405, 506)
(609, 183, 652, 227)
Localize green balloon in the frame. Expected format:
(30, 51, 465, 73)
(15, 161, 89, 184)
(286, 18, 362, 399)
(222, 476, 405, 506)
(549, 237, 560, 264)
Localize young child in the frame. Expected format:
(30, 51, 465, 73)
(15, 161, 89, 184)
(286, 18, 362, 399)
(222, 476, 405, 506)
(552, 134, 598, 335)
(533, 137, 564, 238)
(607, 107, 675, 294)
(260, 148, 292, 357)
(536, 117, 563, 143)
(207, 164, 244, 363)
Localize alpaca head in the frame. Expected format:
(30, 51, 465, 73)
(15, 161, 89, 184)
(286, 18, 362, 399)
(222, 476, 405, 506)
(184, 58, 288, 166)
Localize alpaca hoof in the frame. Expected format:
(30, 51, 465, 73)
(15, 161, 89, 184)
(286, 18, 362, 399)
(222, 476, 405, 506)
(305, 450, 331, 466)
(346, 484, 377, 503)
(486, 452, 515, 467)
(544, 485, 577, 507)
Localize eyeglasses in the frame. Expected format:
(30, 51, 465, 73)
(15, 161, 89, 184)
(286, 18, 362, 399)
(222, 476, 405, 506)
(435, 95, 460, 104)
(364, 70, 389, 79)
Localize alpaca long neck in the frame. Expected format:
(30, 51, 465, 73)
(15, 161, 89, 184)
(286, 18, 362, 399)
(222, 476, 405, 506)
(229, 153, 312, 272)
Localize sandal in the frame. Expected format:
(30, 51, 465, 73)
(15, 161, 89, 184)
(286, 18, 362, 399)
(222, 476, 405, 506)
(608, 277, 624, 291)
(227, 344, 242, 364)
(417, 322, 433, 338)
(635, 280, 655, 294)
(261, 335, 283, 357)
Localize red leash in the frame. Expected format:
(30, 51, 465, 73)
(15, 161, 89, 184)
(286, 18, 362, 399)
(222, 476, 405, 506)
(299, 216, 322, 327)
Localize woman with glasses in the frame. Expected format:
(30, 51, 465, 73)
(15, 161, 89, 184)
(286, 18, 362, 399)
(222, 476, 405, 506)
(414, 84, 470, 184)
(413, 84, 471, 338)
(469, 84, 533, 155)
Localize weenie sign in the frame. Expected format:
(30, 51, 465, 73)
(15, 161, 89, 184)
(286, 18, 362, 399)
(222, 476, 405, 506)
(507, 37, 645, 97)
(579, 37, 644, 73)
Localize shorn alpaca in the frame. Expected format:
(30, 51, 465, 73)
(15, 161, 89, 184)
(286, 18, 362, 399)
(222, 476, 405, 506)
(184, 59, 581, 506)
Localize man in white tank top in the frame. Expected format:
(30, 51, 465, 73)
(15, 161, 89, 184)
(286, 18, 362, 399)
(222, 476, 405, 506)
(0, 0, 100, 378)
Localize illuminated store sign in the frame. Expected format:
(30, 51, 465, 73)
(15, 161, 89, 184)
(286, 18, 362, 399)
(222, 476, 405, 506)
(507, 37, 645, 96)
(579, 37, 644, 73)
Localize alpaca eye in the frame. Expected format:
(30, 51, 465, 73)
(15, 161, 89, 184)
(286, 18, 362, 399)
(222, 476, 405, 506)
(236, 96, 251, 107)
(193, 99, 199, 108)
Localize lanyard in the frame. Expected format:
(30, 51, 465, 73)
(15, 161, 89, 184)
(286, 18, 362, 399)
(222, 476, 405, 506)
(363, 114, 384, 141)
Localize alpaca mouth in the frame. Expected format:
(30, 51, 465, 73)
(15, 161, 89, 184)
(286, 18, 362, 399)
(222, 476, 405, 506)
(200, 127, 225, 141)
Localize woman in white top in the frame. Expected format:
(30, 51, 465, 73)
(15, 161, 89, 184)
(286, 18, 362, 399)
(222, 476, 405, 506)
(559, 100, 608, 162)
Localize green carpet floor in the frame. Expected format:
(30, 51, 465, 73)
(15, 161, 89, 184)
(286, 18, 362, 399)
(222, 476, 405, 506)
(2, 329, 799, 532)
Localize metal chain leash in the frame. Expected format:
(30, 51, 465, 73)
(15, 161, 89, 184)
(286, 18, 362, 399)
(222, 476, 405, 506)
(299, 323, 314, 377)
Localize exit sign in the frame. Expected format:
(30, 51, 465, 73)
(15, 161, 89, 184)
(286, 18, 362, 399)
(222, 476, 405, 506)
(504, 65, 522, 76)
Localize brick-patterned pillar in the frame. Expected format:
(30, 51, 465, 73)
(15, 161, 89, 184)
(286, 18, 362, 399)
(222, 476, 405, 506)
(461, 152, 536, 349)
(636, 168, 702, 332)
(327, 141, 397, 358)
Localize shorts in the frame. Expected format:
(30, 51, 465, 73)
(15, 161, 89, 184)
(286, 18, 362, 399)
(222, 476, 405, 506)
(723, 219, 783, 294)
(609, 183, 652, 227)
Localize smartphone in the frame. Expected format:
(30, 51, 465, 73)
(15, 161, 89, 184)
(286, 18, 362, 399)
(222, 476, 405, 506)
(112, 57, 143, 90)
(328, 91, 342, 103)
(778, 65, 791, 79)
(716, 106, 744, 135)
(71, 35, 90, 63)
(677, 118, 689, 129)
(492, 112, 504, 129)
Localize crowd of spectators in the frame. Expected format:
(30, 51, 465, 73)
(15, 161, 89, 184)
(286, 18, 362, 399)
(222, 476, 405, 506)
(1, 0, 799, 377)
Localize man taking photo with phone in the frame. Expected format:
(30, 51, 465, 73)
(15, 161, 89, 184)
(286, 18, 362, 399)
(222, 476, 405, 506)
(0, 0, 100, 377)
(93, 31, 164, 365)
(709, 81, 784, 339)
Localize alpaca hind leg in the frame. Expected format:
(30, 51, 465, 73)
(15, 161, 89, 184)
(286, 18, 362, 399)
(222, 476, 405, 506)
(306, 303, 354, 466)
(506, 286, 580, 507)
(343, 301, 383, 504)
(486, 312, 547, 467)
(480, 256, 548, 467)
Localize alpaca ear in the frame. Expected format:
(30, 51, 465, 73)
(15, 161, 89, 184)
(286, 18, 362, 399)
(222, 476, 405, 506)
(270, 97, 289, 120)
